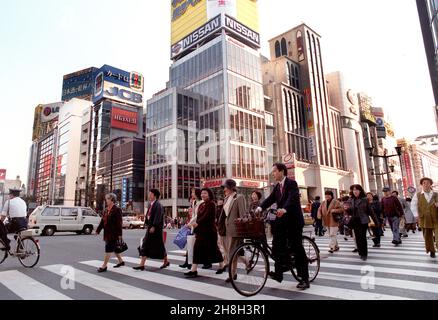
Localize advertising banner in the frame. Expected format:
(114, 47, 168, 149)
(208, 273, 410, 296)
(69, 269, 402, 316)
(41, 103, 63, 123)
(0, 169, 6, 181)
(111, 107, 139, 133)
(122, 178, 129, 209)
(93, 65, 144, 106)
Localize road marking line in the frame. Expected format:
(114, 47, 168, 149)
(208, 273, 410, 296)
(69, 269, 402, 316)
(42, 264, 173, 300)
(0, 270, 71, 300)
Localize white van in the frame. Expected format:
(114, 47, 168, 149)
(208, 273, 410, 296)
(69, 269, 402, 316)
(28, 206, 101, 236)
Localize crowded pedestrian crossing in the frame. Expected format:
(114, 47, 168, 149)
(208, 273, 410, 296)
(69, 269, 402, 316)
(0, 230, 436, 300)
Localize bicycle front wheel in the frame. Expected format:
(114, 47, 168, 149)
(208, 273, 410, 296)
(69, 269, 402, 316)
(291, 236, 320, 283)
(0, 240, 7, 265)
(17, 237, 40, 268)
(229, 242, 269, 297)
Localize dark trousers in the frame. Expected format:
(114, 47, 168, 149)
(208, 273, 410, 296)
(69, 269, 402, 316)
(0, 220, 9, 246)
(272, 219, 309, 281)
(314, 219, 324, 236)
(353, 223, 369, 257)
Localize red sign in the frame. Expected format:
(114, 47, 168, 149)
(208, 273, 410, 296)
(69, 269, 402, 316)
(203, 180, 223, 188)
(111, 107, 138, 132)
(0, 169, 6, 180)
(240, 181, 260, 189)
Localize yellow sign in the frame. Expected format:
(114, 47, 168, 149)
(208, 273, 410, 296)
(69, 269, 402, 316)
(171, 0, 259, 46)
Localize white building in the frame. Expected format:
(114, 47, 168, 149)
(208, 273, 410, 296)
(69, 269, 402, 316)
(52, 99, 92, 206)
(326, 72, 370, 191)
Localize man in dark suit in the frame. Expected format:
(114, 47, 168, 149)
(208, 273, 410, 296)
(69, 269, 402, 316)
(256, 163, 310, 289)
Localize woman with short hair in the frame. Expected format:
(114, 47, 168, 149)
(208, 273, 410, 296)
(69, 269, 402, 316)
(96, 193, 125, 273)
(185, 188, 225, 278)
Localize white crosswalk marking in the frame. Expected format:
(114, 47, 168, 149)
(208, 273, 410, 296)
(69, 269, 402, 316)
(0, 270, 71, 300)
(42, 264, 174, 300)
(80, 259, 283, 301)
(0, 230, 436, 300)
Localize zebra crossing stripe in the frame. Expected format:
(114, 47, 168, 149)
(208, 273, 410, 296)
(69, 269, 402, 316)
(160, 254, 413, 300)
(320, 251, 432, 261)
(322, 262, 438, 279)
(323, 256, 438, 269)
(0, 270, 71, 300)
(42, 264, 174, 300)
(86, 258, 284, 300)
(317, 272, 438, 294)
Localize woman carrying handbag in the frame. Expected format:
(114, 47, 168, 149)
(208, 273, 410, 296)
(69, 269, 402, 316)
(96, 193, 125, 273)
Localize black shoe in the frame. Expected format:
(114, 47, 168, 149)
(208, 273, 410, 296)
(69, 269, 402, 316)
(202, 264, 212, 270)
(184, 271, 198, 278)
(160, 262, 170, 269)
(328, 249, 334, 254)
(431, 252, 436, 258)
(132, 266, 145, 271)
(225, 275, 237, 283)
(216, 266, 227, 275)
(373, 244, 381, 248)
(97, 267, 108, 273)
(296, 280, 310, 290)
(187, 264, 192, 269)
(114, 262, 125, 268)
(360, 256, 367, 261)
(269, 271, 283, 283)
(402, 235, 408, 238)
(179, 262, 189, 269)
(352, 249, 358, 253)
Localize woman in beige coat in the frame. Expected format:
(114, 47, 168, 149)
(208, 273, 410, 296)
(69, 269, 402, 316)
(318, 191, 344, 253)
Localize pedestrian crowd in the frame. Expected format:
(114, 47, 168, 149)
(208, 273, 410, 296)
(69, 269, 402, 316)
(93, 169, 438, 292)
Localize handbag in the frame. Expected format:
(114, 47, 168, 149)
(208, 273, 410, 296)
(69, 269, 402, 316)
(217, 209, 227, 237)
(115, 239, 128, 254)
(368, 216, 375, 228)
(399, 217, 406, 230)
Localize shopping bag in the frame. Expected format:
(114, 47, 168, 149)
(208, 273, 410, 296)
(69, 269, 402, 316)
(368, 216, 375, 228)
(173, 226, 191, 250)
(187, 234, 196, 265)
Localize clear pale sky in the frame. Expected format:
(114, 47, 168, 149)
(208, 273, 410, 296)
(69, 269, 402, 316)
(0, 0, 435, 183)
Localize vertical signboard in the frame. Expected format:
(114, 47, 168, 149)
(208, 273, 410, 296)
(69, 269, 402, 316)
(304, 88, 317, 158)
(0, 169, 6, 180)
(283, 154, 296, 181)
(122, 178, 129, 209)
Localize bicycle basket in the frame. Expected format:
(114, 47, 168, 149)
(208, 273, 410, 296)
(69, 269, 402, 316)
(234, 217, 265, 239)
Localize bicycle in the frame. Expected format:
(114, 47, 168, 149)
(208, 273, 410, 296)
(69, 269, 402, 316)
(228, 233, 320, 297)
(0, 228, 41, 268)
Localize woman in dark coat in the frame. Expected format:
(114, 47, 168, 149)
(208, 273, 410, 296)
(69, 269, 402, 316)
(185, 188, 225, 278)
(367, 193, 383, 248)
(133, 189, 169, 271)
(346, 185, 378, 261)
(96, 193, 125, 273)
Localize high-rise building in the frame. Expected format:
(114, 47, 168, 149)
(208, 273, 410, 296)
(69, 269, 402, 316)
(265, 25, 350, 199)
(417, 0, 438, 131)
(146, 0, 268, 217)
(86, 65, 145, 212)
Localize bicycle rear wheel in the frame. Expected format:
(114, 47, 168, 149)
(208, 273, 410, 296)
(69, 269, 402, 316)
(0, 240, 7, 265)
(291, 236, 320, 283)
(229, 242, 269, 297)
(17, 237, 40, 268)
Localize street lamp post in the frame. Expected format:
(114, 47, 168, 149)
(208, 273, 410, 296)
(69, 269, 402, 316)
(369, 146, 402, 191)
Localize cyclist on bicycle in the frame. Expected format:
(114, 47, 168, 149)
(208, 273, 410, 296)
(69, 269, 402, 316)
(0, 188, 28, 251)
(255, 163, 310, 290)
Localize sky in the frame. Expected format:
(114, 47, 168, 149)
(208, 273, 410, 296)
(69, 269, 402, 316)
(0, 0, 435, 183)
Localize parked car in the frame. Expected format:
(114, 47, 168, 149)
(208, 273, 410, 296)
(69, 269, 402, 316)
(28, 206, 100, 236)
(122, 216, 144, 229)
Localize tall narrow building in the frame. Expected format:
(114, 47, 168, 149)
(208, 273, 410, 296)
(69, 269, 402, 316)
(264, 25, 351, 199)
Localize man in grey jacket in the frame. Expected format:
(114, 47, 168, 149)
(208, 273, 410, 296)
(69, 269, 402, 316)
(222, 179, 247, 283)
